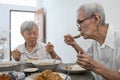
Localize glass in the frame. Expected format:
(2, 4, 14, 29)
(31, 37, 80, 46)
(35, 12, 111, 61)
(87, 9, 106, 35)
(0, 37, 7, 60)
(77, 17, 91, 30)
(77, 14, 94, 30)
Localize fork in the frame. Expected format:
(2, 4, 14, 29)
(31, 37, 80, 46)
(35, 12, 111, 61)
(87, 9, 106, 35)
(53, 56, 58, 64)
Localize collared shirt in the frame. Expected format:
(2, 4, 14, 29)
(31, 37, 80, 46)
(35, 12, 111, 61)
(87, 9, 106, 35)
(87, 25, 120, 80)
(13, 42, 51, 61)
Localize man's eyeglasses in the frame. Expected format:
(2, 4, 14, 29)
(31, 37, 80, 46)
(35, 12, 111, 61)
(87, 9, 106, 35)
(77, 14, 94, 30)
(77, 17, 90, 30)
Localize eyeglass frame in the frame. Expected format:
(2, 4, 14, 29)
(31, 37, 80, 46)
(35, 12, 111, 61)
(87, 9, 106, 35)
(77, 14, 94, 29)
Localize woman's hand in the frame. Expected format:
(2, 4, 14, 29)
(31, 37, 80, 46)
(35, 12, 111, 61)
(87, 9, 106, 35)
(46, 42, 54, 53)
(11, 49, 21, 61)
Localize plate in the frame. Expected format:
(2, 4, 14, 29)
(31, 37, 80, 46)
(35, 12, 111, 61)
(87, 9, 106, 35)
(25, 72, 71, 80)
(0, 61, 19, 71)
(0, 61, 19, 67)
(60, 63, 86, 74)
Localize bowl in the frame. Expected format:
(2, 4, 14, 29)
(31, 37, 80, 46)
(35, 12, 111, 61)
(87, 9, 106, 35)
(32, 59, 61, 71)
(0, 61, 20, 71)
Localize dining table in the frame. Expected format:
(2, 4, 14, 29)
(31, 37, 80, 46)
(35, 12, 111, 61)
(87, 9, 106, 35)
(0, 62, 95, 80)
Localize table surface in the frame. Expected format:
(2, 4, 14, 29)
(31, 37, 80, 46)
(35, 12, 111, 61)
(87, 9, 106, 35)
(0, 63, 95, 80)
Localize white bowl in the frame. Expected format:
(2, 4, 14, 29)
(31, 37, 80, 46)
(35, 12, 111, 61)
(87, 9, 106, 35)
(32, 59, 61, 71)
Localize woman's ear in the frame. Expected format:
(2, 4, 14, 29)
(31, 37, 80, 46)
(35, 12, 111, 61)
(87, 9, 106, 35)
(21, 31, 24, 37)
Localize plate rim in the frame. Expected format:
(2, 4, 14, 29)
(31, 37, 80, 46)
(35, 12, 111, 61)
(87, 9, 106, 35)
(25, 72, 71, 80)
(59, 63, 86, 73)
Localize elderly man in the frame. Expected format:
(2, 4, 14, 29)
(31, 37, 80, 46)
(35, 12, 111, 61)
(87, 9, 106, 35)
(64, 3, 120, 80)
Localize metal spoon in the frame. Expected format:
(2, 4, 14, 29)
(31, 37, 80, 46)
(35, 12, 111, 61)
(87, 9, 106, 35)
(73, 34, 81, 39)
(53, 56, 58, 64)
(65, 68, 71, 80)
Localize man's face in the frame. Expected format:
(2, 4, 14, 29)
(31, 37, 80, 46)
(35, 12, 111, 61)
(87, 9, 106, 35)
(77, 10, 98, 39)
(22, 26, 38, 47)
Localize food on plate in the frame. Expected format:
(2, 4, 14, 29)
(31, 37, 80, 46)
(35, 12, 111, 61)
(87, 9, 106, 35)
(26, 59, 37, 63)
(39, 62, 54, 65)
(64, 64, 85, 71)
(64, 65, 72, 70)
(33, 70, 63, 80)
(0, 73, 12, 80)
(32, 59, 61, 65)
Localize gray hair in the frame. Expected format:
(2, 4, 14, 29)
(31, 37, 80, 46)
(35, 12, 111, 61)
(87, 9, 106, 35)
(20, 21, 38, 32)
(77, 3, 105, 25)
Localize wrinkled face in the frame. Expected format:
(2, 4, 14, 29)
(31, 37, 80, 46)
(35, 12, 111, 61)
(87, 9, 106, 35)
(77, 10, 98, 39)
(21, 26, 38, 47)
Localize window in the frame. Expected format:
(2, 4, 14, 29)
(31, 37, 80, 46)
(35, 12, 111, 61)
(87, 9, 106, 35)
(10, 10, 34, 50)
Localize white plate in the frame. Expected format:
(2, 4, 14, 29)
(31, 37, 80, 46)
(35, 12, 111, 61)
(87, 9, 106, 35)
(0, 61, 19, 67)
(60, 63, 86, 74)
(25, 72, 71, 80)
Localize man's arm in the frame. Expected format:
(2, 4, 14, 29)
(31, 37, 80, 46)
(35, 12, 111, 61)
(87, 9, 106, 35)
(77, 53, 120, 80)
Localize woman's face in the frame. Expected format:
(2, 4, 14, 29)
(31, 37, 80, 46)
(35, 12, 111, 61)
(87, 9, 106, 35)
(22, 26, 39, 47)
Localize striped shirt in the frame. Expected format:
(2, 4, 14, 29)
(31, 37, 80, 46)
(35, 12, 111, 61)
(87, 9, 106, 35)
(87, 25, 120, 80)
(13, 42, 51, 61)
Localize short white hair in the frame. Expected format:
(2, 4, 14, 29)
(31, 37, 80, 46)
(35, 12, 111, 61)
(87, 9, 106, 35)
(77, 2, 105, 25)
(20, 21, 38, 32)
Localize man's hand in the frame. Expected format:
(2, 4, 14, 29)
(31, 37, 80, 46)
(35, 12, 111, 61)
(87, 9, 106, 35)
(76, 52, 101, 72)
(64, 34, 76, 46)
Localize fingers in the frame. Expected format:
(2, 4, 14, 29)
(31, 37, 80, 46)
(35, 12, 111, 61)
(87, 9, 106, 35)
(76, 53, 93, 69)
(46, 42, 54, 47)
(11, 50, 21, 61)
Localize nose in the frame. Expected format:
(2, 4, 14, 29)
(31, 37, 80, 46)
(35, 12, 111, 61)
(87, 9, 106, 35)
(77, 24, 82, 31)
(30, 33, 35, 38)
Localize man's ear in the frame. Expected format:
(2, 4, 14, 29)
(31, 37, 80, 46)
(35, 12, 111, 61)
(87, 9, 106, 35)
(93, 13, 101, 25)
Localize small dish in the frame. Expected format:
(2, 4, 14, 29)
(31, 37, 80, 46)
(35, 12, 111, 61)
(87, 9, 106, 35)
(23, 68, 38, 76)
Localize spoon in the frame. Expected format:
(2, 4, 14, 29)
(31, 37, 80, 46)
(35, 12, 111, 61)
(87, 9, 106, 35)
(65, 68, 71, 80)
(73, 34, 81, 39)
(53, 56, 58, 64)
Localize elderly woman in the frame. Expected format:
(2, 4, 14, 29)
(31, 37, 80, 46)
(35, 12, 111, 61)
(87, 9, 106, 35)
(11, 21, 61, 61)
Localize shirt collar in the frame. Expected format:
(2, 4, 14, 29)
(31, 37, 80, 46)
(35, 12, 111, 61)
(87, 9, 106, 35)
(99, 24, 115, 49)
